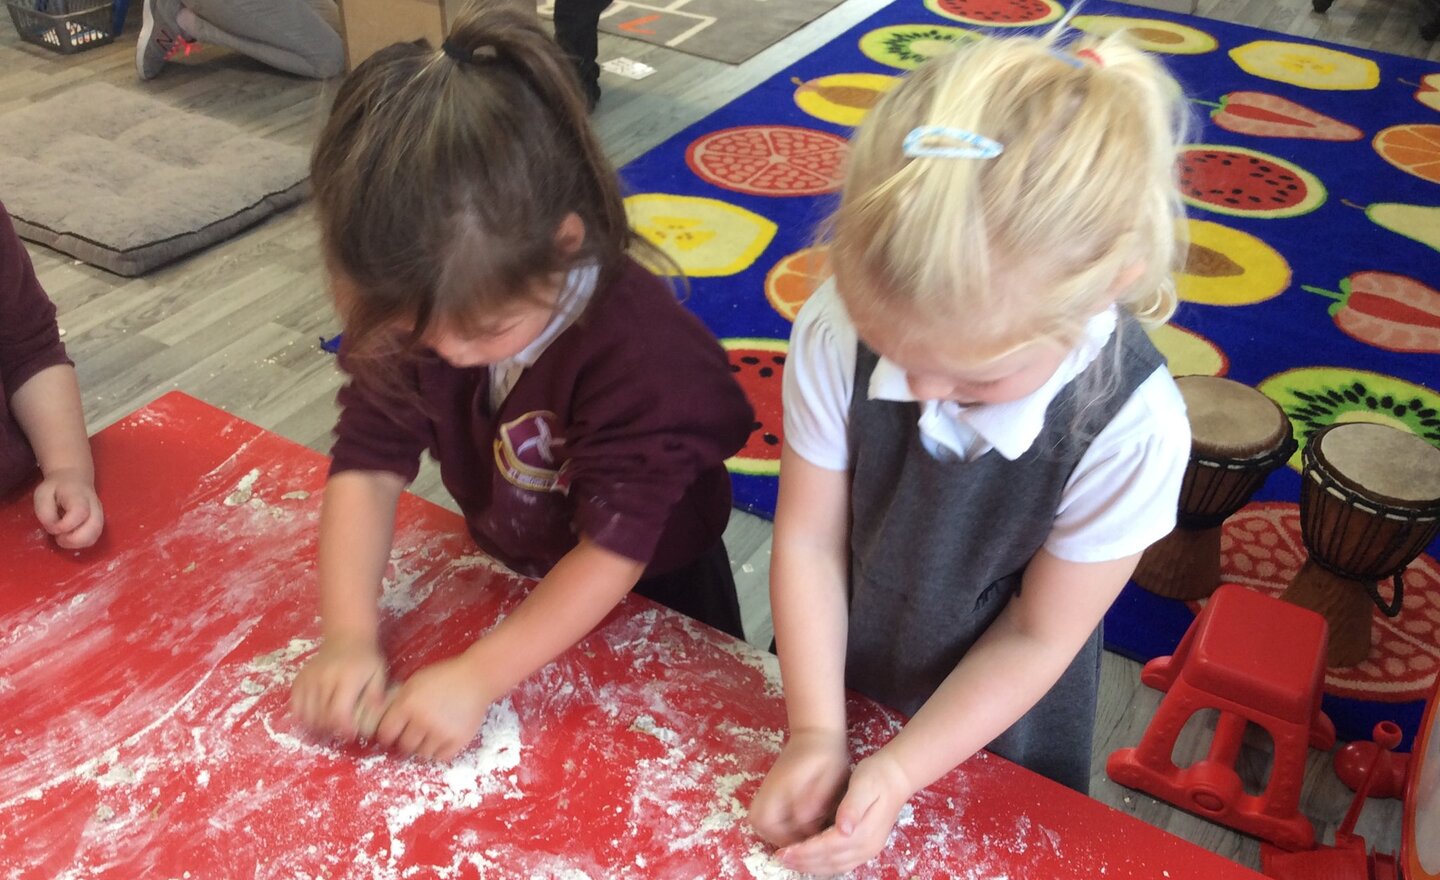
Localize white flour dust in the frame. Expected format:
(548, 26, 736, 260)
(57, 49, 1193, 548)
(222, 468, 261, 506)
(360, 699, 525, 851)
(629, 714, 681, 747)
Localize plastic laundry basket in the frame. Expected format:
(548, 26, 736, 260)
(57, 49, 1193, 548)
(7, 0, 115, 54)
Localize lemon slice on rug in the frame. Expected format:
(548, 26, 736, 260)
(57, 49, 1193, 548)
(1229, 40, 1379, 90)
(625, 194, 777, 278)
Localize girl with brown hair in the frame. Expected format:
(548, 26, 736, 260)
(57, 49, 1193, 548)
(289, 1, 753, 763)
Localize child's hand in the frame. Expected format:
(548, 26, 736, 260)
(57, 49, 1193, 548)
(291, 636, 388, 740)
(374, 654, 494, 762)
(773, 751, 914, 876)
(33, 468, 103, 549)
(749, 728, 852, 847)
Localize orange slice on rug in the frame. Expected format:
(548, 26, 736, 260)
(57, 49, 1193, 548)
(764, 245, 831, 321)
(1374, 124, 1440, 184)
(625, 194, 777, 277)
(686, 125, 848, 197)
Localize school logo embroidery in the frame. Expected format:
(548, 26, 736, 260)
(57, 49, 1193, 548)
(494, 411, 570, 493)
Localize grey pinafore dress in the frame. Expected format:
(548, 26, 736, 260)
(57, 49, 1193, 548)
(844, 315, 1164, 793)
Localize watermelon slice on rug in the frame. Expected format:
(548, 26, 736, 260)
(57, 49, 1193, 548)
(686, 126, 847, 197)
(1197, 92, 1363, 141)
(923, 0, 1062, 27)
(1178, 145, 1326, 218)
(723, 339, 787, 476)
(1304, 272, 1440, 355)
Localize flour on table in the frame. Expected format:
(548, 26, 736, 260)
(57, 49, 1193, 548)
(362, 698, 524, 845)
(629, 714, 681, 747)
(741, 845, 813, 880)
(222, 469, 261, 506)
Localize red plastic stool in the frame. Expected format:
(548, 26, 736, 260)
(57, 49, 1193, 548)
(1107, 584, 1336, 851)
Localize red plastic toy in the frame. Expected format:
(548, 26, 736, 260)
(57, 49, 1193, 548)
(1259, 722, 1406, 880)
(1108, 584, 1336, 852)
(1334, 721, 1409, 800)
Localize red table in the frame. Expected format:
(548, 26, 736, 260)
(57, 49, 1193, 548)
(0, 392, 1264, 879)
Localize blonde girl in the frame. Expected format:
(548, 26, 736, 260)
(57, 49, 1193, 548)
(749, 33, 1194, 874)
(290, 2, 753, 762)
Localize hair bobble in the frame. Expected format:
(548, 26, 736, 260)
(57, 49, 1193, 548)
(1076, 48, 1103, 66)
(903, 126, 1004, 160)
(441, 40, 472, 62)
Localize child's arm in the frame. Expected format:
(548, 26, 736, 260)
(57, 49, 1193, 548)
(749, 447, 854, 847)
(11, 363, 102, 549)
(776, 548, 1141, 876)
(372, 534, 645, 761)
(291, 469, 407, 739)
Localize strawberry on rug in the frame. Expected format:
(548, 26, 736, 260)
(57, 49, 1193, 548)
(619, 0, 1440, 746)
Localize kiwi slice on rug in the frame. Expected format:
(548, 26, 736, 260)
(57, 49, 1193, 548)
(858, 24, 982, 70)
(1258, 367, 1440, 469)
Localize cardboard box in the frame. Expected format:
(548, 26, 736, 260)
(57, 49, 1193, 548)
(337, 0, 537, 71)
(338, 0, 448, 70)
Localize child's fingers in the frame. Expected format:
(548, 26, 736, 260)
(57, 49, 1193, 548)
(395, 719, 431, 757)
(435, 737, 466, 763)
(832, 777, 882, 836)
(776, 825, 856, 876)
(354, 683, 394, 739)
(780, 823, 883, 877)
(32, 486, 61, 531)
(324, 678, 368, 738)
(50, 494, 90, 534)
(374, 699, 410, 749)
(55, 507, 103, 549)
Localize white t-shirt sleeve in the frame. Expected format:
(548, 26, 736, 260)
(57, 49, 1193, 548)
(782, 281, 858, 473)
(1044, 366, 1192, 563)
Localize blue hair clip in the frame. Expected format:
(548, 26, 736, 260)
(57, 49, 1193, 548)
(1050, 48, 1083, 68)
(902, 126, 1004, 160)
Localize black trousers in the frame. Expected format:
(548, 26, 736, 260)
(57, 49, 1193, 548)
(634, 540, 746, 641)
(553, 0, 611, 95)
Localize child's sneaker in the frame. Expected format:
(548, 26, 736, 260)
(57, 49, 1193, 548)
(135, 0, 194, 80)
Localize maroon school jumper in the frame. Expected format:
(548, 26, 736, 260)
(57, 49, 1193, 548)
(330, 258, 754, 586)
(0, 201, 73, 495)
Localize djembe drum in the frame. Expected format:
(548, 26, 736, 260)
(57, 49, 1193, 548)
(1281, 423, 1440, 667)
(1134, 376, 1296, 600)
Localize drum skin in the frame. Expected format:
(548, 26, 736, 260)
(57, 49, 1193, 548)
(1282, 424, 1440, 666)
(1136, 377, 1295, 601)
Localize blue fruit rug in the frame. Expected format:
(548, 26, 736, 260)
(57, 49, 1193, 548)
(618, 0, 1440, 747)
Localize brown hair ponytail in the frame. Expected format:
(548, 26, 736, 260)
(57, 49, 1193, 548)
(311, 0, 633, 371)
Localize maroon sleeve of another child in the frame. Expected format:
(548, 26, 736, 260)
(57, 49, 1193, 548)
(0, 201, 71, 398)
(563, 270, 754, 565)
(328, 340, 432, 484)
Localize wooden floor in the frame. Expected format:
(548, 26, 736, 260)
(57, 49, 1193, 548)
(6, 0, 1431, 871)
